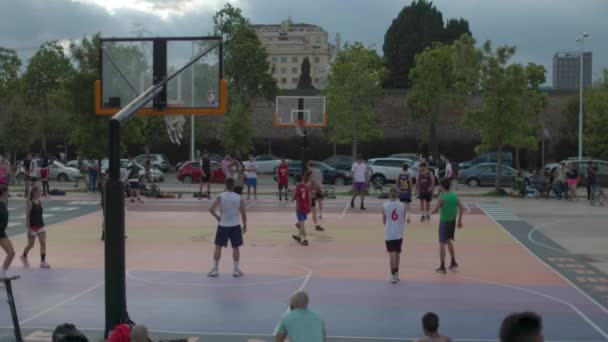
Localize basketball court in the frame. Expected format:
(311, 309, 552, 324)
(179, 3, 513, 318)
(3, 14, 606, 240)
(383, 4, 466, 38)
(2, 196, 608, 342)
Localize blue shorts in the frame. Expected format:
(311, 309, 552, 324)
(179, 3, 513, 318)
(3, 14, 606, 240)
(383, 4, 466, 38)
(439, 221, 456, 243)
(399, 194, 412, 203)
(214, 225, 243, 248)
(246, 178, 257, 187)
(296, 211, 307, 222)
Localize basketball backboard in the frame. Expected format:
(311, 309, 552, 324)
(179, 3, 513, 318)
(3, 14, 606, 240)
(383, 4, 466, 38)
(95, 36, 226, 116)
(274, 96, 326, 127)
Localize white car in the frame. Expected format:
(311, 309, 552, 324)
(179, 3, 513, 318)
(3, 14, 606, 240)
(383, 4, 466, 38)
(101, 159, 164, 182)
(253, 155, 290, 174)
(368, 158, 413, 185)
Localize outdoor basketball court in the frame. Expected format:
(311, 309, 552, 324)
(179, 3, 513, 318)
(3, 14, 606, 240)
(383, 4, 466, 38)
(2, 197, 608, 342)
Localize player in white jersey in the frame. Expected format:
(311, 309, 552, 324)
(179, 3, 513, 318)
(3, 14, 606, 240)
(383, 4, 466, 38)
(382, 187, 406, 284)
(208, 178, 248, 278)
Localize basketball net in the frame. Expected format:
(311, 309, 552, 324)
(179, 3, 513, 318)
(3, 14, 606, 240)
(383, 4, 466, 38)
(295, 120, 306, 137)
(164, 115, 186, 145)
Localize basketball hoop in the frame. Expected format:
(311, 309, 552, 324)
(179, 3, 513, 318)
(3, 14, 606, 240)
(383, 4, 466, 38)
(295, 120, 306, 137)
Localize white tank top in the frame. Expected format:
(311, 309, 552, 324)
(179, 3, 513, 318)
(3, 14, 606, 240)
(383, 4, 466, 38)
(383, 200, 406, 241)
(219, 191, 242, 227)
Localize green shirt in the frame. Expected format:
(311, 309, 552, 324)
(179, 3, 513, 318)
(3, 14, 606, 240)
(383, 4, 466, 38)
(440, 191, 458, 222)
(0, 200, 8, 230)
(277, 308, 324, 342)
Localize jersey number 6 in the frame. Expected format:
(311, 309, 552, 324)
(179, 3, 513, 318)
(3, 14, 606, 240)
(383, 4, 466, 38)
(391, 209, 399, 221)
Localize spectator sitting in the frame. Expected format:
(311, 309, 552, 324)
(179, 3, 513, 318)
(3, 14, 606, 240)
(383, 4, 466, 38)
(275, 291, 325, 342)
(130, 325, 151, 342)
(500, 311, 543, 342)
(416, 312, 451, 342)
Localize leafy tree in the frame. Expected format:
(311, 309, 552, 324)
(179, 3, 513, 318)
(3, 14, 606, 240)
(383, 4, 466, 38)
(297, 58, 314, 89)
(406, 35, 477, 159)
(383, 0, 470, 88)
(1, 96, 37, 158)
(22, 41, 73, 152)
(0, 47, 21, 104)
(582, 70, 608, 160)
(323, 42, 387, 158)
(461, 41, 545, 190)
(213, 3, 277, 154)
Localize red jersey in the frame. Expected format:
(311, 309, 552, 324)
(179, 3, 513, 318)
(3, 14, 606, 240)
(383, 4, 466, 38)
(295, 183, 311, 214)
(277, 164, 289, 185)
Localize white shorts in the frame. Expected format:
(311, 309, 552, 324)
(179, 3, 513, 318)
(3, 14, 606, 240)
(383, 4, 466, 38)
(28, 226, 47, 237)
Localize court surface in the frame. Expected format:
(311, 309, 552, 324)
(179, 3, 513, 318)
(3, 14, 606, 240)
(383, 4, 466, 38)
(1, 196, 608, 342)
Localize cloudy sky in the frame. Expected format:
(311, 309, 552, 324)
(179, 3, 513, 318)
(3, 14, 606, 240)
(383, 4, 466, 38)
(2, 0, 606, 85)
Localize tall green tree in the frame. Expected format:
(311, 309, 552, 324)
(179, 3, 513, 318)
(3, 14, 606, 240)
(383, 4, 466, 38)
(383, 0, 470, 88)
(213, 3, 277, 154)
(23, 41, 73, 152)
(2, 96, 37, 158)
(0, 47, 21, 104)
(406, 35, 477, 159)
(323, 42, 387, 158)
(297, 58, 314, 89)
(582, 69, 608, 160)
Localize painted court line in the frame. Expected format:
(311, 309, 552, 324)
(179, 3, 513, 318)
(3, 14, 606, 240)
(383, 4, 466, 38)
(18, 281, 105, 326)
(338, 201, 349, 220)
(528, 221, 571, 255)
(246, 200, 257, 209)
(479, 204, 608, 338)
(272, 265, 313, 335)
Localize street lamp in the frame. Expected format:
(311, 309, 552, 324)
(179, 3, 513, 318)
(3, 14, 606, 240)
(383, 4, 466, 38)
(576, 32, 589, 162)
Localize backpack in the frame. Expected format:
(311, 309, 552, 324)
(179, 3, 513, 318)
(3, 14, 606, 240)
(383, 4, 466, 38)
(52, 323, 89, 342)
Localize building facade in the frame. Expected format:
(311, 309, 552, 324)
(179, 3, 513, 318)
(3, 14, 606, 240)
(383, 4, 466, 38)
(552, 51, 592, 90)
(252, 19, 339, 90)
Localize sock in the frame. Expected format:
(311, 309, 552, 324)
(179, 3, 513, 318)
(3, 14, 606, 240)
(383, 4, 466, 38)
(234, 261, 239, 271)
(41, 253, 46, 262)
(440, 261, 445, 268)
(451, 257, 456, 264)
(213, 259, 219, 270)
(391, 268, 397, 275)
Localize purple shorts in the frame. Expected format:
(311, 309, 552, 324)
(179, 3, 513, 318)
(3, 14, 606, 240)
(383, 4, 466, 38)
(439, 221, 456, 243)
(353, 182, 367, 193)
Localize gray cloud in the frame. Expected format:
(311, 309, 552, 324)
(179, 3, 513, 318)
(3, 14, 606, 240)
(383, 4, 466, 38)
(1, 0, 606, 84)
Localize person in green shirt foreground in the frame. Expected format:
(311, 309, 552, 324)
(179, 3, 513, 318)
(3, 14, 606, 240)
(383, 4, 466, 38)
(0, 185, 16, 278)
(275, 291, 326, 342)
(430, 178, 465, 274)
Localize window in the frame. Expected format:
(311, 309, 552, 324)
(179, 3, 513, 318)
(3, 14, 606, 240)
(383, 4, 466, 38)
(292, 78, 298, 83)
(271, 57, 277, 63)
(292, 57, 298, 63)
(281, 78, 287, 84)
(281, 67, 287, 73)
(314, 56, 320, 63)
(280, 57, 287, 63)
(372, 159, 403, 168)
(256, 155, 272, 161)
(597, 162, 608, 173)
(292, 67, 298, 73)
(315, 37, 321, 43)
(189, 162, 201, 168)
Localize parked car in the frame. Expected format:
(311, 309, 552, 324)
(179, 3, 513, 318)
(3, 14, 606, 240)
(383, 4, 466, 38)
(560, 159, 608, 186)
(253, 155, 287, 174)
(101, 159, 165, 182)
(367, 158, 413, 185)
(323, 155, 353, 172)
(389, 153, 418, 161)
(457, 163, 529, 187)
(134, 154, 171, 172)
(177, 160, 226, 184)
(273, 161, 352, 185)
(459, 152, 513, 170)
(17, 160, 82, 182)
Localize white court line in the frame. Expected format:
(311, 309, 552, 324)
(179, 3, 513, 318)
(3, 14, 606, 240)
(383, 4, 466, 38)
(338, 201, 349, 220)
(246, 200, 257, 209)
(272, 265, 313, 335)
(18, 281, 104, 325)
(0, 326, 595, 342)
(479, 205, 608, 338)
(528, 220, 572, 255)
(463, 202, 471, 214)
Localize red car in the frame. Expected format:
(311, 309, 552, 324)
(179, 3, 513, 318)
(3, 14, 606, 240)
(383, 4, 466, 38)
(177, 161, 226, 184)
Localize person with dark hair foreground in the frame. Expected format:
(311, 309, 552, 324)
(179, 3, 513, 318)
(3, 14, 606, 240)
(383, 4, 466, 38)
(416, 312, 451, 342)
(208, 178, 247, 278)
(500, 311, 544, 342)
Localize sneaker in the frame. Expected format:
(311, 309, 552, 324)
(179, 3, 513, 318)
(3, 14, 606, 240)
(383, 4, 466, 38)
(20, 256, 29, 268)
(292, 235, 302, 244)
(207, 269, 219, 277)
(40, 261, 51, 269)
(426, 214, 431, 221)
(233, 269, 244, 277)
(350, 201, 355, 208)
(435, 266, 447, 274)
(319, 214, 323, 219)
(406, 217, 411, 223)
(301, 240, 309, 246)
(421, 215, 426, 222)
(449, 261, 459, 270)
(360, 205, 366, 210)
(390, 274, 398, 284)
(315, 225, 325, 232)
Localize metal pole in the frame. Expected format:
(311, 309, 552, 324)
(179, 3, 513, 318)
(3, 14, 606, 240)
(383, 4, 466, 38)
(3, 276, 23, 342)
(578, 40, 584, 162)
(191, 43, 195, 161)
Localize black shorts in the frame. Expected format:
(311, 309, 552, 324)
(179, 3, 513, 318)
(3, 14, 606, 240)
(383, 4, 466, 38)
(311, 198, 317, 208)
(385, 239, 403, 253)
(399, 194, 412, 203)
(418, 193, 432, 202)
(129, 181, 139, 189)
(278, 184, 288, 190)
(316, 191, 324, 200)
(214, 225, 243, 248)
(202, 173, 211, 182)
(0, 228, 7, 239)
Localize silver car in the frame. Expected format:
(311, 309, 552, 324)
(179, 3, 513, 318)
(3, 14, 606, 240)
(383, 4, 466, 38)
(18, 160, 82, 182)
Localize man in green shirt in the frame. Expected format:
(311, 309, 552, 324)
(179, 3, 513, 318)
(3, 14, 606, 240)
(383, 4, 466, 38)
(0, 185, 16, 278)
(275, 291, 326, 342)
(431, 178, 464, 274)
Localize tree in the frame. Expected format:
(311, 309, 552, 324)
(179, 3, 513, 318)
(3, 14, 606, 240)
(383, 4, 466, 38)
(0, 47, 21, 104)
(323, 42, 387, 158)
(461, 41, 545, 190)
(383, 0, 470, 88)
(582, 70, 608, 160)
(22, 41, 73, 152)
(213, 3, 277, 154)
(297, 58, 314, 89)
(1, 96, 37, 158)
